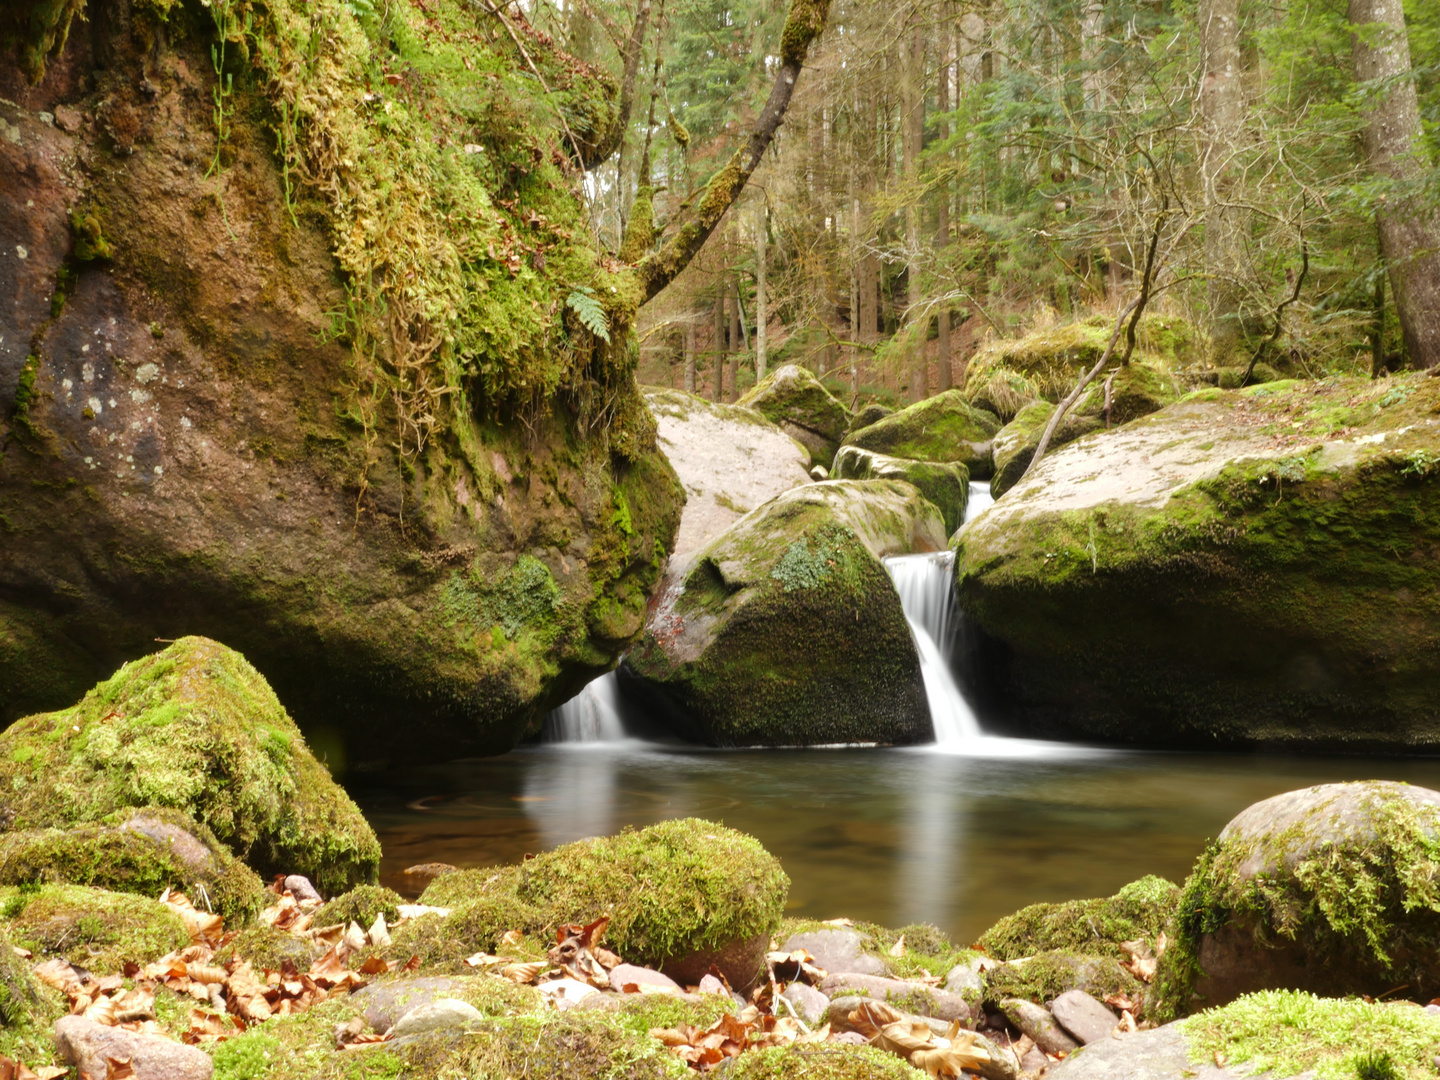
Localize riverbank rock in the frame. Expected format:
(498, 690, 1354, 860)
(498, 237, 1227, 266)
(1152, 781, 1440, 1019)
(989, 401, 1104, 498)
(401, 819, 789, 990)
(978, 876, 1179, 961)
(781, 928, 887, 976)
(1002, 997, 1079, 1054)
(0, 638, 380, 894)
(646, 388, 811, 578)
(953, 375, 1440, 749)
(818, 973, 975, 1023)
(842, 390, 1000, 479)
(624, 481, 942, 746)
(849, 403, 894, 432)
(1052, 989, 1121, 1045)
(738, 365, 853, 468)
(2, 885, 189, 974)
(56, 1015, 214, 1080)
(0, 4, 681, 768)
(984, 951, 1142, 1007)
(0, 809, 268, 919)
(1075, 361, 1183, 424)
(1042, 1023, 1309, 1080)
(833, 446, 970, 534)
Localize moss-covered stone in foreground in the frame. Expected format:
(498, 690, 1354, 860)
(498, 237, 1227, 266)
(832, 447, 970, 535)
(312, 885, 405, 931)
(0, 638, 380, 896)
(983, 949, 1141, 1006)
(0, 884, 190, 974)
(727, 1045, 927, 1079)
(404, 819, 788, 986)
(1181, 990, 1440, 1080)
(978, 875, 1179, 961)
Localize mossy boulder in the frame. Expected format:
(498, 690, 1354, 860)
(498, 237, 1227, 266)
(739, 365, 853, 468)
(624, 481, 943, 746)
(1074, 361, 1183, 425)
(0, 926, 65, 1067)
(842, 390, 1000, 479)
(953, 374, 1440, 749)
(0, 638, 380, 894)
(312, 885, 404, 929)
(1152, 781, 1440, 1020)
(0, 0, 682, 769)
(849, 402, 894, 432)
(982, 950, 1142, 1007)
(989, 401, 1104, 498)
(966, 368, 1042, 423)
(0, 809, 268, 920)
(978, 876, 1179, 962)
(1207, 363, 1282, 388)
(832, 446, 970, 535)
(0, 884, 190, 974)
(215, 924, 324, 973)
(401, 819, 789, 989)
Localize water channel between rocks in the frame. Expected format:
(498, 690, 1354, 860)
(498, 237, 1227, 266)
(352, 480, 1440, 945)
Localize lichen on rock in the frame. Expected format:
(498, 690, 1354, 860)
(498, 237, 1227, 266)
(0, 637, 380, 894)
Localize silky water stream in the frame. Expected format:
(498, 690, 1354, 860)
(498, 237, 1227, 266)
(354, 481, 1440, 941)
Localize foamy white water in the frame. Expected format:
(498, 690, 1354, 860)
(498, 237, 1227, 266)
(542, 671, 628, 743)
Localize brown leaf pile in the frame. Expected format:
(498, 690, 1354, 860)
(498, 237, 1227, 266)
(1119, 932, 1167, 985)
(0, 1053, 65, 1080)
(849, 1000, 994, 1080)
(650, 1005, 829, 1071)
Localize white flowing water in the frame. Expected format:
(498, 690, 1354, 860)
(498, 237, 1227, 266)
(541, 671, 628, 743)
(885, 551, 982, 747)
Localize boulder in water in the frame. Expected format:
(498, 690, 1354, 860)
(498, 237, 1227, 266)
(1152, 781, 1440, 1019)
(833, 446, 970, 534)
(738, 365, 853, 468)
(954, 375, 1440, 749)
(0, 637, 381, 894)
(842, 391, 1000, 479)
(624, 481, 942, 746)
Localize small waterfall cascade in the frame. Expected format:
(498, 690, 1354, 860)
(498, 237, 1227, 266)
(966, 480, 994, 522)
(885, 550, 983, 747)
(542, 671, 628, 743)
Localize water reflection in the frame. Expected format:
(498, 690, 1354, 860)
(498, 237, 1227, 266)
(355, 745, 1440, 943)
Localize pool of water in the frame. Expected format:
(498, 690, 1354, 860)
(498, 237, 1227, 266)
(353, 742, 1440, 945)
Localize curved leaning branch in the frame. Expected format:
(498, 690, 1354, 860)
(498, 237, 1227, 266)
(635, 0, 832, 304)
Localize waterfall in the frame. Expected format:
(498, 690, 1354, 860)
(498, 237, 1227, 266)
(542, 671, 628, 743)
(886, 551, 983, 747)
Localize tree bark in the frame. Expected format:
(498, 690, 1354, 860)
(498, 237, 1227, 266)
(684, 317, 697, 393)
(711, 289, 725, 401)
(1349, 0, 1440, 368)
(935, 13, 953, 392)
(1199, 0, 1247, 350)
(728, 277, 742, 402)
(755, 201, 768, 383)
(901, 5, 926, 402)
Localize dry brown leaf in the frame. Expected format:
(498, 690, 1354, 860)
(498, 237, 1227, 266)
(820, 918, 854, 928)
(500, 929, 524, 948)
(0, 1055, 42, 1080)
(366, 913, 391, 951)
(226, 963, 273, 1023)
(10, 947, 31, 961)
(357, 956, 390, 975)
(113, 989, 155, 1024)
(104, 1058, 134, 1080)
(84, 996, 118, 1026)
(306, 924, 344, 946)
(889, 935, 907, 958)
(35, 1068, 68, 1080)
(342, 922, 368, 954)
(463, 952, 503, 969)
(160, 891, 223, 945)
(32, 958, 85, 997)
(501, 962, 546, 985)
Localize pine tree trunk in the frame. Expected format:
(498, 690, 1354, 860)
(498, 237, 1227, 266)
(728, 278, 742, 402)
(1199, 0, 1248, 351)
(684, 318, 697, 393)
(901, 6, 926, 402)
(935, 14, 953, 393)
(711, 290, 725, 402)
(1350, 0, 1440, 368)
(754, 202, 768, 384)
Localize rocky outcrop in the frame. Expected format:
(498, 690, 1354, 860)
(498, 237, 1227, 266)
(954, 375, 1440, 750)
(833, 445, 970, 534)
(0, 637, 379, 894)
(645, 388, 811, 577)
(842, 390, 999, 479)
(989, 401, 1104, 498)
(1152, 781, 1440, 1018)
(624, 481, 944, 746)
(0, 1, 681, 769)
(737, 365, 852, 468)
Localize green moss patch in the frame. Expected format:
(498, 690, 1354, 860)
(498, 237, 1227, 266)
(843, 390, 999, 475)
(215, 924, 324, 972)
(1181, 991, 1440, 1080)
(983, 949, 1141, 1006)
(978, 875, 1179, 961)
(726, 1045, 927, 1079)
(0, 926, 65, 1068)
(0, 638, 380, 895)
(0, 884, 190, 974)
(312, 885, 404, 929)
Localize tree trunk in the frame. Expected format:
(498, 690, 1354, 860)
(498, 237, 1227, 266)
(728, 277, 742, 402)
(755, 201, 768, 383)
(1350, 0, 1440, 368)
(1080, 0, 1105, 110)
(684, 317, 697, 393)
(901, 6, 926, 402)
(711, 290, 725, 401)
(1199, 0, 1247, 351)
(935, 13, 953, 393)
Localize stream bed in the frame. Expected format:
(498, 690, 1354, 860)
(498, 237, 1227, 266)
(354, 744, 1440, 945)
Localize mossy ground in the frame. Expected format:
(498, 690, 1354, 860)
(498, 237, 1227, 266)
(404, 820, 788, 978)
(1181, 991, 1440, 1080)
(0, 638, 380, 895)
(978, 875, 1178, 961)
(0, 926, 65, 1067)
(313, 885, 404, 929)
(0, 884, 190, 974)
(725, 1045, 926, 1079)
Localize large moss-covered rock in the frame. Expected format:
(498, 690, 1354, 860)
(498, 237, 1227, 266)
(966, 368, 1042, 423)
(624, 481, 943, 746)
(402, 819, 789, 989)
(0, 926, 64, 1067)
(832, 446, 970, 534)
(0, 0, 681, 769)
(1152, 782, 1440, 1020)
(1075, 361, 1183, 424)
(0, 638, 380, 894)
(0, 809, 268, 919)
(978, 876, 1179, 962)
(843, 391, 1000, 478)
(989, 401, 1104, 498)
(953, 375, 1440, 748)
(739, 365, 853, 468)
(0, 884, 190, 974)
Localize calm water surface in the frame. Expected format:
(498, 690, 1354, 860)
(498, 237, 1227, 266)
(353, 743, 1440, 944)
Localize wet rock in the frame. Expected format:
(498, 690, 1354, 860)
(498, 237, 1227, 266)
(1051, 990, 1117, 1045)
(832, 445, 970, 535)
(624, 481, 941, 747)
(1002, 999, 1078, 1056)
(354, 976, 465, 1032)
(780, 981, 829, 1026)
(55, 1015, 214, 1080)
(944, 962, 985, 1002)
(284, 875, 322, 903)
(843, 389, 999, 479)
(1153, 781, 1440, 1018)
(781, 929, 886, 976)
(738, 364, 852, 468)
(1043, 1023, 1315, 1079)
(818, 972, 974, 1023)
(608, 964, 682, 993)
(954, 375, 1440, 751)
(390, 998, 483, 1037)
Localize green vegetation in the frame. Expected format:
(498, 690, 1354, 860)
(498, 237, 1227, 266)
(312, 884, 404, 929)
(843, 391, 1000, 477)
(727, 1046, 927, 1079)
(0, 884, 189, 974)
(0, 638, 380, 895)
(978, 875, 1179, 961)
(1181, 991, 1440, 1080)
(0, 926, 65, 1068)
(982, 949, 1141, 1006)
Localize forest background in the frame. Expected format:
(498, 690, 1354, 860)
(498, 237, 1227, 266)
(531, 0, 1440, 407)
